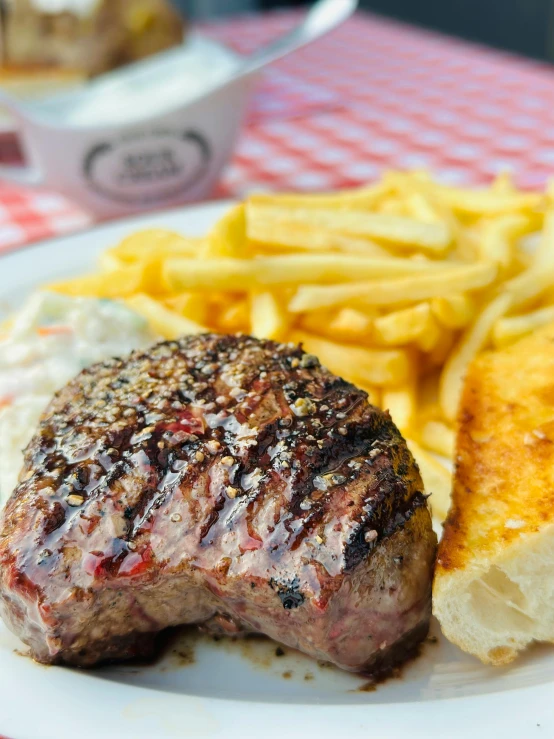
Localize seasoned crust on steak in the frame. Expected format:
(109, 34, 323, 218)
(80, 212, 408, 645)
(0, 333, 436, 672)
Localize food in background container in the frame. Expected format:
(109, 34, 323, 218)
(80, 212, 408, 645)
(0, 0, 186, 98)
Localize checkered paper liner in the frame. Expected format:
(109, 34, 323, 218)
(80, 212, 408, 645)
(3, 10, 554, 253)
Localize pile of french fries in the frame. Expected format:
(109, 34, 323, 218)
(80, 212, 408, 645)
(49, 170, 554, 521)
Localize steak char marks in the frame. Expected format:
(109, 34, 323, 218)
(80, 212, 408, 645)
(0, 334, 436, 674)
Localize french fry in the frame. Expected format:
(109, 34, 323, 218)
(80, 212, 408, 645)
(49, 265, 145, 299)
(300, 307, 373, 343)
(216, 299, 250, 333)
(248, 219, 391, 256)
(440, 293, 512, 422)
(328, 307, 373, 343)
(97, 249, 125, 272)
(257, 254, 447, 283)
(419, 419, 455, 459)
(477, 214, 534, 270)
(404, 191, 442, 224)
(531, 210, 554, 272)
(391, 171, 465, 247)
(250, 292, 289, 341)
(375, 196, 408, 216)
(428, 328, 456, 366)
(440, 212, 554, 420)
(163, 292, 209, 325)
(164, 258, 255, 292)
(247, 181, 391, 211)
(373, 303, 432, 346)
(431, 294, 475, 329)
(202, 204, 248, 259)
(406, 439, 452, 522)
(258, 254, 450, 284)
(492, 305, 554, 348)
(290, 331, 411, 387)
(416, 313, 443, 353)
(126, 294, 207, 339)
(246, 203, 452, 252)
(164, 253, 448, 293)
(289, 262, 497, 312)
(382, 380, 417, 434)
(114, 229, 203, 261)
(436, 185, 544, 217)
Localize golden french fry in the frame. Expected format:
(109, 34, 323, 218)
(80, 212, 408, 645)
(97, 249, 125, 272)
(163, 258, 255, 292)
(202, 204, 248, 259)
(300, 307, 373, 343)
(126, 293, 207, 339)
(290, 331, 411, 387)
(436, 186, 544, 217)
(216, 299, 250, 333)
(373, 303, 432, 346)
(164, 292, 209, 325)
(114, 229, 203, 261)
(404, 191, 442, 224)
(247, 181, 391, 210)
(477, 214, 535, 270)
(392, 171, 466, 241)
(416, 314, 443, 353)
(431, 294, 475, 329)
(406, 439, 452, 522)
(479, 216, 514, 269)
(492, 305, 554, 347)
(248, 219, 391, 256)
(164, 253, 449, 293)
(531, 210, 554, 272)
(250, 292, 289, 341)
(419, 419, 455, 459)
(382, 381, 417, 434)
(49, 265, 145, 299)
(328, 307, 373, 342)
(289, 262, 497, 312)
(428, 328, 456, 367)
(246, 203, 451, 252)
(375, 196, 407, 216)
(440, 212, 554, 420)
(298, 308, 334, 334)
(256, 254, 450, 284)
(440, 293, 512, 422)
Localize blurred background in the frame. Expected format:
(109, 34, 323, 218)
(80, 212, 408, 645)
(184, 0, 554, 61)
(1, 0, 554, 247)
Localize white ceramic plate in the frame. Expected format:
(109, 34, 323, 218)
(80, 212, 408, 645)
(1, 202, 553, 738)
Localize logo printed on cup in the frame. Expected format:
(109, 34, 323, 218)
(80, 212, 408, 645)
(83, 129, 212, 205)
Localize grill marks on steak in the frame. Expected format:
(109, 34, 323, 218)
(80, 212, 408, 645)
(0, 334, 436, 672)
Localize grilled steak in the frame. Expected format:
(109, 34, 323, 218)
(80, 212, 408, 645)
(0, 334, 436, 674)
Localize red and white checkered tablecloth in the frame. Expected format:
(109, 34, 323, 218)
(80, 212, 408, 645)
(2, 9, 554, 253)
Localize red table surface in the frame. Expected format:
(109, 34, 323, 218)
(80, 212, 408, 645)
(1, 9, 554, 254)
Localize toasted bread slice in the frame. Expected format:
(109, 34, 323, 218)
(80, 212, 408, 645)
(434, 321, 554, 665)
